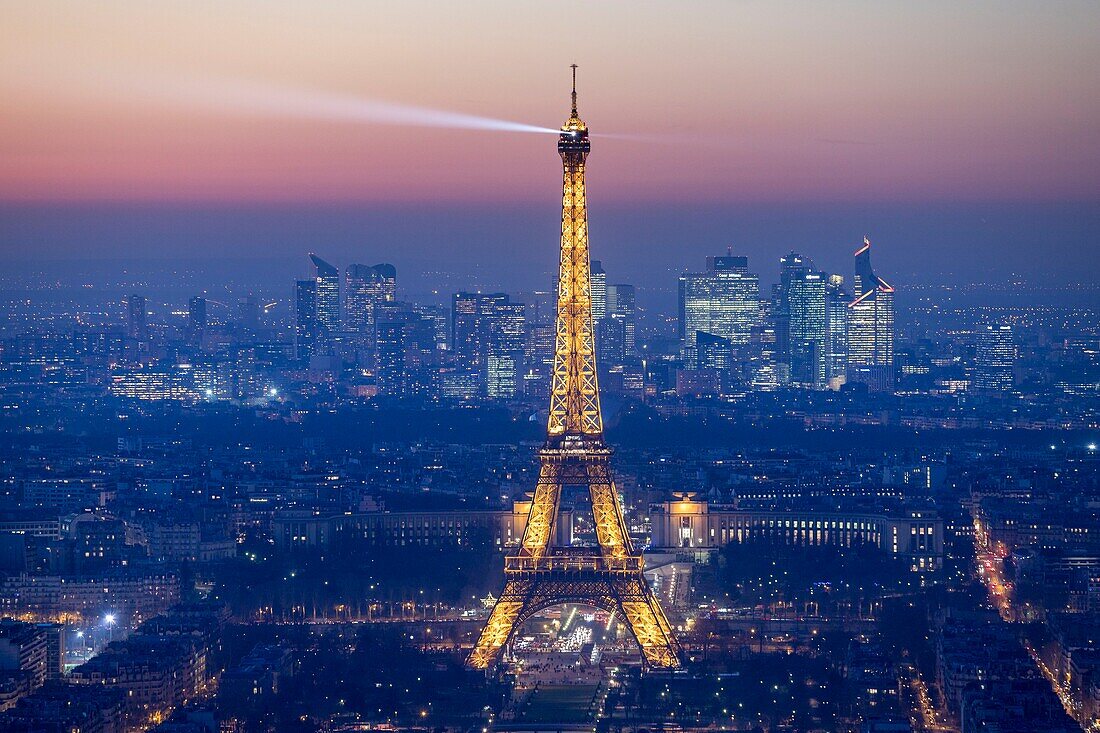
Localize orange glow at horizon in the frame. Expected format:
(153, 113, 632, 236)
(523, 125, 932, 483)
(2, 1, 1099, 204)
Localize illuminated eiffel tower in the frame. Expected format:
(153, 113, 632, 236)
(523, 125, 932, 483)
(467, 67, 681, 670)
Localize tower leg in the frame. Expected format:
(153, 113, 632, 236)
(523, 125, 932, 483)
(587, 461, 631, 559)
(467, 579, 530, 670)
(612, 576, 682, 669)
(519, 461, 563, 557)
(467, 576, 680, 670)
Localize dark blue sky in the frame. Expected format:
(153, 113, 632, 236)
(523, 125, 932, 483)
(3, 201, 1098, 312)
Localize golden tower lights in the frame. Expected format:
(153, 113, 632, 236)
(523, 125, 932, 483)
(467, 68, 681, 671)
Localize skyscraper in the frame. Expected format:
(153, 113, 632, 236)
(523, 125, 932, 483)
(847, 237, 895, 392)
(309, 254, 340, 334)
(696, 330, 733, 372)
(126, 295, 148, 341)
(590, 259, 607, 323)
(186, 296, 206, 347)
(773, 252, 814, 384)
(452, 292, 500, 369)
(786, 271, 827, 389)
(413, 303, 449, 352)
(376, 310, 439, 399)
(294, 279, 318, 361)
(599, 316, 627, 368)
(974, 324, 1015, 392)
(749, 324, 779, 391)
(345, 263, 397, 335)
(679, 254, 760, 363)
(825, 275, 849, 389)
(598, 283, 636, 366)
(487, 301, 526, 400)
(451, 292, 526, 398)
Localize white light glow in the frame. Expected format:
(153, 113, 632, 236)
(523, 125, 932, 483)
(26, 59, 560, 136)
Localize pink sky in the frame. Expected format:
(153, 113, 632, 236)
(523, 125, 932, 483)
(2, 1, 1099, 203)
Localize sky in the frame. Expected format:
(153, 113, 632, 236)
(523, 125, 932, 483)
(1, 1, 1099, 294)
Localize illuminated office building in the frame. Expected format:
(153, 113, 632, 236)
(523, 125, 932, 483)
(679, 254, 760, 363)
(825, 275, 849, 389)
(598, 283, 636, 366)
(487, 301, 526, 399)
(452, 293, 526, 398)
(772, 252, 813, 383)
(126, 295, 148, 342)
(607, 284, 635, 354)
(185, 296, 206, 347)
(344, 263, 396, 335)
(786, 270, 827, 388)
(309, 254, 340, 333)
(847, 237, 895, 391)
(376, 310, 439, 399)
(696, 331, 733, 372)
(294, 279, 318, 361)
(590, 259, 607, 323)
(974, 324, 1015, 392)
(413, 303, 450, 351)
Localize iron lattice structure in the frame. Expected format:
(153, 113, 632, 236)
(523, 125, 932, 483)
(467, 69, 682, 671)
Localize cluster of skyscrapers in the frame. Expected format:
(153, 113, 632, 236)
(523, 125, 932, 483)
(99, 235, 1023, 405)
(679, 238, 895, 395)
(287, 251, 643, 401)
(294, 255, 397, 362)
(276, 236, 1025, 402)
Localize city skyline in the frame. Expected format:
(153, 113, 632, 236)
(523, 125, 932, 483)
(0, 5, 1098, 732)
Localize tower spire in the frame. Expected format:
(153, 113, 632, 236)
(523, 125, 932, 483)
(549, 63, 597, 438)
(570, 63, 578, 116)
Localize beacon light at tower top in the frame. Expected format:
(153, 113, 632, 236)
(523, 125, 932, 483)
(140, 75, 564, 135)
(18, 51, 678, 146)
(20, 55, 563, 137)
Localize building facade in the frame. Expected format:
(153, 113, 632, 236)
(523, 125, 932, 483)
(272, 501, 574, 551)
(649, 495, 943, 572)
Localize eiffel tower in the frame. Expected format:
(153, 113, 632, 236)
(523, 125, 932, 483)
(467, 68, 681, 670)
